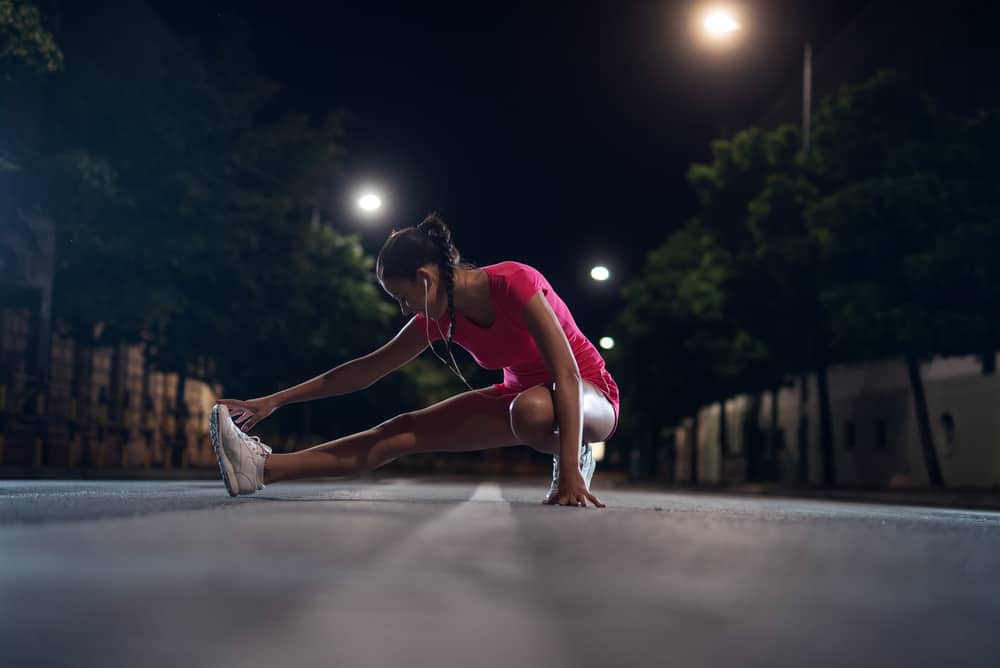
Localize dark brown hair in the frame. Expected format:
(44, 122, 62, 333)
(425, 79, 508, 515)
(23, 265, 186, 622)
(376, 212, 476, 365)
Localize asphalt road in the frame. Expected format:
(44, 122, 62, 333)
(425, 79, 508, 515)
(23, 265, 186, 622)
(2, 478, 999, 668)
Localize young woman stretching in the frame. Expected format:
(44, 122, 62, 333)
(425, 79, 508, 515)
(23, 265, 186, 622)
(210, 213, 620, 507)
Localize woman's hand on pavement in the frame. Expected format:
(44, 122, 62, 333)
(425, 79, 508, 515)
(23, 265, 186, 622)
(542, 472, 606, 508)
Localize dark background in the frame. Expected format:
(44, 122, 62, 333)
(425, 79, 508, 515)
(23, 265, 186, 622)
(4, 0, 1000, 485)
(151, 0, 871, 337)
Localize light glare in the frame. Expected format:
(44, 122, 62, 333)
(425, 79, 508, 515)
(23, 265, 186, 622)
(592, 441, 605, 462)
(599, 336, 615, 350)
(358, 193, 382, 211)
(590, 266, 610, 281)
(704, 9, 740, 36)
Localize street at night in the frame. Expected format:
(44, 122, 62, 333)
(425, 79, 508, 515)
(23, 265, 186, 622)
(3, 479, 999, 667)
(5, 2, 1000, 665)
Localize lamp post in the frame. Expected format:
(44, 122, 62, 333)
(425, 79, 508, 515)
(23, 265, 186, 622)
(802, 41, 812, 151)
(700, 7, 813, 152)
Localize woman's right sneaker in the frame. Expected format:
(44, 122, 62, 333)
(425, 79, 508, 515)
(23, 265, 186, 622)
(544, 440, 595, 502)
(210, 404, 272, 497)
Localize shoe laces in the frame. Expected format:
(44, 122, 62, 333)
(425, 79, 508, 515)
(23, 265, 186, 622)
(236, 429, 269, 455)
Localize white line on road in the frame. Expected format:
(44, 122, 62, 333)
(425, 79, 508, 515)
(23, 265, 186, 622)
(469, 481, 505, 502)
(223, 482, 566, 668)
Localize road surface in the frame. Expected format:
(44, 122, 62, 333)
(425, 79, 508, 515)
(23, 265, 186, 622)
(2, 479, 999, 667)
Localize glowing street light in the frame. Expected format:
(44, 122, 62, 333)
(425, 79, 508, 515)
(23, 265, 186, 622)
(703, 9, 741, 37)
(590, 265, 610, 282)
(695, 6, 812, 150)
(599, 336, 615, 350)
(357, 193, 382, 212)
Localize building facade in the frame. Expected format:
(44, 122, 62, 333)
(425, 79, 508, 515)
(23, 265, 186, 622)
(673, 354, 1000, 489)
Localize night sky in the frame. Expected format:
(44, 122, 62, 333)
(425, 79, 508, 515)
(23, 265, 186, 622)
(153, 0, 871, 336)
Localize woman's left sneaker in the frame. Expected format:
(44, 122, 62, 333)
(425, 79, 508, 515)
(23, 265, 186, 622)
(210, 404, 272, 497)
(545, 440, 595, 502)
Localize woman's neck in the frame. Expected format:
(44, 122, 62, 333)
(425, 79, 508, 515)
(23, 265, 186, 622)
(452, 267, 489, 316)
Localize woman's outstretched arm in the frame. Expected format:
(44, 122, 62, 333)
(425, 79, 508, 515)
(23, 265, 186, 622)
(265, 316, 430, 408)
(220, 318, 429, 432)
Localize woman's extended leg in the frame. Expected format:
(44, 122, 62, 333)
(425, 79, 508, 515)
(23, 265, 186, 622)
(263, 386, 517, 485)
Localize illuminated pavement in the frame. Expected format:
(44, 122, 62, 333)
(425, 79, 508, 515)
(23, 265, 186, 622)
(2, 479, 999, 668)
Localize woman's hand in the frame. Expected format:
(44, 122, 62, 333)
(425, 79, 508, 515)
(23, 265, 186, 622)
(542, 471, 606, 508)
(216, 396, 278, 433)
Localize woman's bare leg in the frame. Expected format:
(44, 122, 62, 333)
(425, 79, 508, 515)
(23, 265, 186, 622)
(263, 386, 517, 485)
(508, 380, 617, 455)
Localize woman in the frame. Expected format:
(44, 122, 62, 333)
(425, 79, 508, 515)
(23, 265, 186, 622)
(210, 213, 620, 507)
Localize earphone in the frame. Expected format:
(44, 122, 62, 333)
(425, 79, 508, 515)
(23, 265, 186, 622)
(421, 275, 512, 399)
(418, 270, 613, 406)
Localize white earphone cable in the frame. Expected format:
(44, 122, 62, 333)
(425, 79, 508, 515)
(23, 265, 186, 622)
(424, 278, 511, 399)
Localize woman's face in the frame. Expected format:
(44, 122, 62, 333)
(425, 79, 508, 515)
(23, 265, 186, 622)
(381, 266, 443, 319)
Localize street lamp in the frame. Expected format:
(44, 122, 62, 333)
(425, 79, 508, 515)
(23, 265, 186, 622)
(703, 9, 740, 37)
(699, 6, 812, 151)
(590, 265, 610, 282)
(357, 192, 382, 213)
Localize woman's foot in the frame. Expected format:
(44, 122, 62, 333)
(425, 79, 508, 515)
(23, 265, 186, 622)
(545, 441, 595, 502)
(210, 404, 272, 497)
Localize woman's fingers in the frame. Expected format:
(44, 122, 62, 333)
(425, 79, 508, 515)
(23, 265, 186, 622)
(540, 486, 605, 508)
(215, 399, 265, 434)
(541, 494, 604, 508)
(219, 400, 245, 416)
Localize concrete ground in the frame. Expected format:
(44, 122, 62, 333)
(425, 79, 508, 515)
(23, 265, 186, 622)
(2, 478, 999, 668)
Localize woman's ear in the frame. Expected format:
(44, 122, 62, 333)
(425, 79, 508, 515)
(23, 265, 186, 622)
(415, 267, 432, 289)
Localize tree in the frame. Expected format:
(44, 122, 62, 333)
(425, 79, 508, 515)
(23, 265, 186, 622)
(616, 68, 999, 489)
(0, 1, 63, 73)
(687, 125, 809, 480)
(614, 220, 768, 481)
(747, 172, 838, 484)
(931, 107, 1000, 370)
(0, 0, 63, 172)
(6, 3, 442, 456)
(806, 71, 954, 487)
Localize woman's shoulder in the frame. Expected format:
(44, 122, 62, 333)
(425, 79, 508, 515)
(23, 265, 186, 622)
(486, 260, 550, 305)
(486, 260, 545, 281)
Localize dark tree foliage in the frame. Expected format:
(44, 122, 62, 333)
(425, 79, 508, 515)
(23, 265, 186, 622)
(617, 70, 1000, 487)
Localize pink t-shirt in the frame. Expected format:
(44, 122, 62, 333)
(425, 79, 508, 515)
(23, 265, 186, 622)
(412, 261, 620, 421)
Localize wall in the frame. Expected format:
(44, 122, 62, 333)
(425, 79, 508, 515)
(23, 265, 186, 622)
(675, 354, 1000, 488)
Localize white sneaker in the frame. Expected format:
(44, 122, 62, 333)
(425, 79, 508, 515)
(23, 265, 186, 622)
(210, 404, 272, 497)
(545, 441, 595, 502)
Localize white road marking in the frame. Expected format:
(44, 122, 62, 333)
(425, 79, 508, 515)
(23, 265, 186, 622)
(224, 482, 566, 668)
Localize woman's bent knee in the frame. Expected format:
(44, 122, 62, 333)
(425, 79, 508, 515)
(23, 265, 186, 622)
(509, 387, 557, 447)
